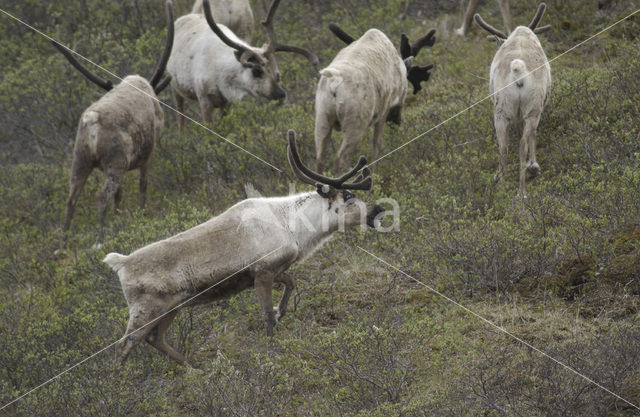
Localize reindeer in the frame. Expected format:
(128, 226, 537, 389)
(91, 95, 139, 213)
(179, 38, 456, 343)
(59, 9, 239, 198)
(474, 3, 552, 198)
(104, 130, 384, 365)
(456, 0, 514, 38)
(167, 0, 318, 131)
(314, 24, 436, 172)
(57, 1, 174, 246)
(190, 0, 254, 41)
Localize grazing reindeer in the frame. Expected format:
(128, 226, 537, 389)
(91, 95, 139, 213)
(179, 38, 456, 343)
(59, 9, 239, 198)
(190, 0, 254, 41)
(57, 1, 174, 246)
(315, 24, 436, 172)
(475, 3, 552, 198)
(167, 0, 318, 131)
(104, 130, 384, 365)
(456, 0, 514, 38)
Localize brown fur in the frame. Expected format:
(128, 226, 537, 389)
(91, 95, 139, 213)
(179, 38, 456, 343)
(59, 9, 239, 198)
(63, 76, 163, 244)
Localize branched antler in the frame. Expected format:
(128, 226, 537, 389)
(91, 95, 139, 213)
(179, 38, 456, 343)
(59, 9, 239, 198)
(476, 3, 551, 42)
(473, 13, 508, 40)
(262, 0, 319, 66)
(400, 29, 436, 59)
(287, 130, 372, 195)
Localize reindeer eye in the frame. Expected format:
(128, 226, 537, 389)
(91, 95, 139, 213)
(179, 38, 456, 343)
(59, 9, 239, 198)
(252, 67, 264, 78)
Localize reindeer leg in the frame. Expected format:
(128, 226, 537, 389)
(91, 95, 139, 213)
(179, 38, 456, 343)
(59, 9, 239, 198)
(113, 185, 122, 212)
(172, 88, 185, 133)
(273, 273, 296, 323)
(372, 119, 385, 160)
(63, 156, 92, 237)
(139, 161, 150, 209)
(335, 123, 365, 173)
(116, 306, 157, 365)
(523, 114, 541, 181)
(456, 0, 480, 37)
(97, 168, 124, 246)
(494, 116, 509, 183)
(146, 310, 191, 366)
(198, 95, 214, 125)
(315, 110, 334, 173)
(519, 122, 530, 200)
(254, 277, 276, 337)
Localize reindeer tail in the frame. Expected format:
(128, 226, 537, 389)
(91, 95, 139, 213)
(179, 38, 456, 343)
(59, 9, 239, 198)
(510, 59, 527, 87)
(103, 252, 128, 273)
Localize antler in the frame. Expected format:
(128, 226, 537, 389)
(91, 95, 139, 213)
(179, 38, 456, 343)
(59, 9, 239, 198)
(287, 130, 372, 193)
(529, 3, 546, 30)
(154, 74, 172, 94)
(400, 30, 436, 94)
(400, 29, 436, 59)
(51, 40, 113, 91)
(473, 13, 508, 40)
(202, 0, 250, 54)
(328, 23, 356, 45)
(530, 3, 551, 34)
(407, 63, 434, 94)
(261, 0, 319, 66)
(149, 0, 175, 91)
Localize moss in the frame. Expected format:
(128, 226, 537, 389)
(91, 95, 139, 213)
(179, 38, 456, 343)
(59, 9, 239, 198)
(600, 252, 640, 292)
(527, 256, 597, 300)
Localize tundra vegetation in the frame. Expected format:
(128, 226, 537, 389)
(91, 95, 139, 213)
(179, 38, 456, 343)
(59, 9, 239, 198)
(1, 0, 640, 416)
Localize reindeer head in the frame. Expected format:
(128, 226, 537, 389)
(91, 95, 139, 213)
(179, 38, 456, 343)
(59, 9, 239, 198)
(328, 23, 436, 95)
(287, 130, 384, 229)
(202, 0, 317, 102)
(51, 0, 175, 95)
(474, 2, 552, 44)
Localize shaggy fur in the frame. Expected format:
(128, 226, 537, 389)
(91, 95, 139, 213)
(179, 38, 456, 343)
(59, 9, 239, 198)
(489, 26, 551, 197)
(63, 76, 164, 245)
(105, 191, 382, 365)
(315, 29, 407, 172)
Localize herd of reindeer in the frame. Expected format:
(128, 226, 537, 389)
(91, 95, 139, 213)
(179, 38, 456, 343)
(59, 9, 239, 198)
(49, 0, 555, 365)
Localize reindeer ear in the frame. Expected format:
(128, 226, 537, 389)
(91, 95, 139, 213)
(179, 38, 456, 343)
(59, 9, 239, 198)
(404, 57, 413, 71)
(234, 50, 260, 68)
(316, 184, 337, 198)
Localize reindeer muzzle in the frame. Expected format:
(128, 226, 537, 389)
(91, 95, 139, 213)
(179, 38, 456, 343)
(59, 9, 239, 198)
(366, 205, 385, 228)
(269, 86, 287, 101)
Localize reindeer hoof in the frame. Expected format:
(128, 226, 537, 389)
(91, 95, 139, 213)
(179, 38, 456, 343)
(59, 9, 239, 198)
(525, 162, 540, 181)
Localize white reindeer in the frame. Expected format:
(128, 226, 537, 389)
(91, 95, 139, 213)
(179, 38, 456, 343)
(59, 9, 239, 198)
(56, 1, 174, 245)
(314, 24, 436, 172)
(474, 3, 552, 198)
(103, 130, 384, 365)
(167, 0, 317, 131)
(190, 0, 254, 41)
